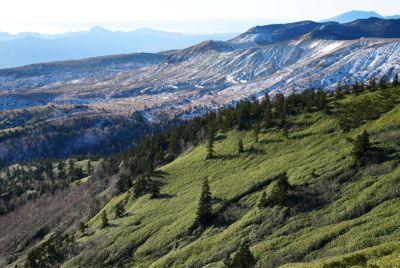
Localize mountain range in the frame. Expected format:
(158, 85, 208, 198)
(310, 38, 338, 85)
(0, 27, 236, 68)
(322, 10, 400, 23)
(1, 14, 400, 267)
(1, 10, 400, 69)
(0, 17, 400, 165)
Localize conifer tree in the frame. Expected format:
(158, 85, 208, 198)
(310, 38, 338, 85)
(393, 73, 399, 87)
(368, 78, 377, 91)
(115, 175, 131, 195)
(253, 122, 260, 143)
(206, 128, 216, 160)
(195, 178, 213, 227)
(100, 210, 109, 229)
(282, 121, 289, 139)
(150, 180, 160, 199)
(87, 160, 93, 175)
(57, 161, 65, 172)
(58, 165, 67, 181)
(115, 202, 125, 218)
(224, 242, 256, 268)
(274, 93, 286, 120)
(270, 172, 290, 206)
(68, 159, 75, 176)
(352, 130, 372, 165)
(379, 75, 388, 89)
(237, 139, 244, 154)
(257, 191, 268, 208)
(316, 90, 327, 110)
(133, 177, 146, 198)
(262, 94, 274, 128)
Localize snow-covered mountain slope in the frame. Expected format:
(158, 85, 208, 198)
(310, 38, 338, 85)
(1, 18, 400, 164)
(1, 38, 399, 120)
(1, 18, 400, 121)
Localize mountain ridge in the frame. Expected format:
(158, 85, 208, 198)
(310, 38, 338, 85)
(0, 18, 400, 166)
(0, 28, 237, 68)
(322, 10, 400, 23)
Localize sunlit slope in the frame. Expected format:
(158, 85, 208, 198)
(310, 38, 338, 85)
(65, 90, 400, 267)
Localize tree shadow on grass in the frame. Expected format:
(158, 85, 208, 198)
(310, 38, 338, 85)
(152, 170, 169, 178)
(157, 193, 176, 199)
(215, 134, 227, 141)
(212, 153, 239, 160)
(260, 139, 284, 145)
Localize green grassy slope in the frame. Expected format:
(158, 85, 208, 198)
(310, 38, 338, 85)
(64, 89, 400, 267)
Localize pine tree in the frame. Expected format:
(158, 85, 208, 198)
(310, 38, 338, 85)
(253, 122, 260, 143)
(79, 221, 88, 235)
(150, 180, 160, 199)
(282, 121, 289, 139)
(100, 210, 109, 229)
(87, 160, 93, 175)
(352, 131, 372, 165)
(274, 93, 286, 120)
(316, 90, 327, 110)
(262, 94, 274, 128)
(57, 161, 65, 172)
(224, 242, 256, 268)
(352, 81, 364, 96)
(115, 175, 132, 195)
(206, 128, 215, 160)
(393, 73, 399, 87)
(237, 139, 244, 154)
(133, 177, 146, 198)
(195, 178, 213, 227)
(270, 173, 290, 206)
(67, 159, 75, 181)
(368, 78, 377, 91)
(379, 75, 388, 89)
(257, 191, 268, 208)
(115, 202, 125, 218)
(58, 166, 67, 181)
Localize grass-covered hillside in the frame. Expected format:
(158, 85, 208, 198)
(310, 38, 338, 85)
(47, 86, 400, 267)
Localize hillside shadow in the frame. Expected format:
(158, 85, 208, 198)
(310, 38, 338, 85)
(213, 153, 239, 160)
(260, 139, 284, 145)
(246, 147, 265, 155)
(215, 134, 227, 141)
(157, 193, 176, 199)
(290, 133, 314, 140)
(152, 170, 169, 178)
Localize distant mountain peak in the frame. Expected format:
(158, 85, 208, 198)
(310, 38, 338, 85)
(88, 26, 109, 33)
(321, 10, 400, 23)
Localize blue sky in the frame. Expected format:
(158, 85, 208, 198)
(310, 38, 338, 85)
(1, 0, 400, 33)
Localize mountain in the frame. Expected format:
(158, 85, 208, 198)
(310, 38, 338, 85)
(2, 85, 400, 267)
(0, 27, 237, 68)
(232, 18, 400, 44)
(0, 17, 400, 166)
(322, 10, 400, 23)
(1, 16, 400, 268)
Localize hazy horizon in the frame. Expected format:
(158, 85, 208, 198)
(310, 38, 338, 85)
(1, 0, 400, 34)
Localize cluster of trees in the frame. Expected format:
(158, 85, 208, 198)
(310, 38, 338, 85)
(224, 242, 257, 268)
(336, 75, 400, 131)
(113, 74, 399, 195)
(0, 111, 151, 168)
(25, 233, 76, 268)
(0, 159, 90, 214)
(258, 173, 291, 208)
